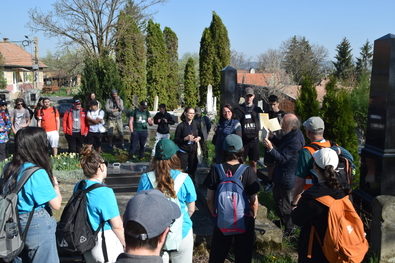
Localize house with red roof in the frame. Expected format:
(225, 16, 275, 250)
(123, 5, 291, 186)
(0, 38, 47, 98)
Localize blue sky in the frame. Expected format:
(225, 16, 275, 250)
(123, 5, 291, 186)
(1, 0, 395, 61)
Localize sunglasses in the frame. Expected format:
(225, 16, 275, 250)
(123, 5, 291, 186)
(100, 161, 108, 167)
(17, 103, 23, 105)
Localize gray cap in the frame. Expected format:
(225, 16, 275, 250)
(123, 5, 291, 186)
(111, 89, 118, 95)
(123, 189, 181, 239)
(244, 87, 254, 96)
(303, 117, 324, 132)
(195, 106, 202, 115)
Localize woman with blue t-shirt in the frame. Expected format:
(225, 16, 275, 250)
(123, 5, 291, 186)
(1, 127, 62, 263)
(214, 103, 242, 163)
(76, 146, 125, 263)
(137, 139, 197, 263)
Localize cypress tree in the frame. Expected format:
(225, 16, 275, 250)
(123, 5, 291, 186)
(199, 27, 214, 105)
(184, 58, 198, 108)
(333, 37, 355, 84)
(355, 40, 373, 82)
(295, 74, 320, 126)
(80, 56, 101, 104)
(146, 20, 168, 109)
(163, 27, 179, 110)
(115, 7, 146, 108)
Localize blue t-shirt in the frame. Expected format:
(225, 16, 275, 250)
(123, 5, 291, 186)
(16, 162, 57, 213)
(74, 180, 120, 231)
(137, 169, 197, 238)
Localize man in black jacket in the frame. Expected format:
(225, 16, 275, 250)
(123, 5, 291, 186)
(235, 87, 263, 173)
(263, 114, 305, 236)
(151, 104, 175, 157)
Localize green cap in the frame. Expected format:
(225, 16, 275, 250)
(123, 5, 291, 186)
(223, 134, 243, 153)
(155, 139, 179, 160)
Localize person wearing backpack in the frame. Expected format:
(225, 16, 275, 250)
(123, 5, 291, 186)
(37, 97, 60, 156)
(291, 148, 368, 263)
(1, 127, 62, 263)
(75, 146, 125, 263)
(204, 134, 261, 263)
(137, 139, 196, 263)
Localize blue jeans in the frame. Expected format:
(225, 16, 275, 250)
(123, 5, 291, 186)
(129, 130, 148, 158)
(13, 207, 59, 263)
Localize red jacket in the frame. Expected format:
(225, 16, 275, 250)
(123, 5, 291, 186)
(62, 108, 89, 136)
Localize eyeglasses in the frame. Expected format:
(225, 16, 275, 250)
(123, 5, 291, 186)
(186, 112, 195, 115)
(100, 161, 108, 167)
(17, 103, 23, 105)
(169, 219, 176, 227)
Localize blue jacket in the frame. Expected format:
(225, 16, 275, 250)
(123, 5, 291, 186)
(269, 129, 305, 189)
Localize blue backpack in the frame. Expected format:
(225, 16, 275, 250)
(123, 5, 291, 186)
(214, 164, 250, 235)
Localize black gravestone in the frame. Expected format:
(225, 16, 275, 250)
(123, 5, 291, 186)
(360, 33, 395, 196)
(220, 66, 239, 109)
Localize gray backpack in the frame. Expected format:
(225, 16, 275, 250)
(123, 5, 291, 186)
(0, 166, 40, 262)
(147, 171, 186, 252)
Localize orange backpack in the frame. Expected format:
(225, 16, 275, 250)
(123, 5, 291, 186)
(307, 195, 369, 263)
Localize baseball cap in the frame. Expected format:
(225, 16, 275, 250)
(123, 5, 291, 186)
(123, 189, 181, 239)
(303, 117, 325, 132)
(140, 100, 148, 109)
(195, 106, 202, 115)
(244, 87, 254, 96)
(111, 89, 118, 95)
(312, 148, 339, 170)
(159, 103, 166, 109)
(223, 134, 243, 153)
(0, 100, 7, 106)
(73, 99, 81, 105)
(155, 139, 179, 160)
(89, 100, 98, 106)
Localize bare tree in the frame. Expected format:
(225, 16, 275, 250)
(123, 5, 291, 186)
(256, 48, 284, 72)
(230, 49, 252, 70)
(28, 0, 166, 56)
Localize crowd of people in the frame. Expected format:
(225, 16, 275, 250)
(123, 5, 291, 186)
(0, 86, 366, 263)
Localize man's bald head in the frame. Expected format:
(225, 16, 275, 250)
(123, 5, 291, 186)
(282, 114, 300, 134)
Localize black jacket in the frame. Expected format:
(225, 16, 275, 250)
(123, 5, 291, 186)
(269, 129, 305, 189)
(174, 120, 203, 153)
(291, 184, 346, 263)
(153, 111, 175, 134)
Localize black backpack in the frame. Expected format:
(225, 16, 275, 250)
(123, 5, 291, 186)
(56, 181, 108, 260)
(0, 166, 40, 262)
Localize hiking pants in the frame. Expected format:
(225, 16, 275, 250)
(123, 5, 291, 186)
(65, 132, 83, 153)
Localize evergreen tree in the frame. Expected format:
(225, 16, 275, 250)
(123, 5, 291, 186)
(115, 6, 147, 108)
(350, 71, 370, 139)
(333, 37, 355, 84)
(146, 20, 168, 109)
(295, 75, 320, 140)
(184, 58, 198, 108)
(163, 27, 179, 110)
(355, 40, 373, 82)
(79, 54, 124, 108)
(199, 27, 214, 105)
(320, 76, 358, 167)
(199, 11, 230, 108)
(0, 53, 7, 89)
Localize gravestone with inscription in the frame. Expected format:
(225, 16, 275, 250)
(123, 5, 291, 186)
(220, 66, 239, 108)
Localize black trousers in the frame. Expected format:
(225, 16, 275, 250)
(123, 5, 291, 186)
(208, 217, 255, 263)
(273, 185, 294, 231)
(65, 132, 83, 153)
(177, 150, 197, 180)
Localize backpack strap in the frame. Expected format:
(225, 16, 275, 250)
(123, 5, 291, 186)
(78, 180, 108, 263)
(215, 164, 248, 181)
(147, 171, 187, 195)
(13, 166, 41, 194)
(315, 195, 336, 208)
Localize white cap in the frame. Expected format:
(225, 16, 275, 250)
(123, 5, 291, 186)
(312, 148, 338, 170)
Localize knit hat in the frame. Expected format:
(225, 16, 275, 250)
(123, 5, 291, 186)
(155, 139, 179, 160)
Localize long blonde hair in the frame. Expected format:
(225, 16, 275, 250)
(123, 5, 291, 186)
(148, 154, 183, 198)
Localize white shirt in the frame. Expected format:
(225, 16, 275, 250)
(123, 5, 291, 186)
(88, 109, 104, 133)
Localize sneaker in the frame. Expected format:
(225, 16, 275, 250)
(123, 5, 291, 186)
(109, 144, 113, 150)
(121, 144, 127, 151)
(265, 183, 274, 191)
(283, 228, 293, 237)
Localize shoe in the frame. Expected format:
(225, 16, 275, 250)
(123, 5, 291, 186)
(265, 183, 274, 191)
(109, 144, 113, 150)
(121, 144, 127, 151)
(283, 228, 293, 237)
